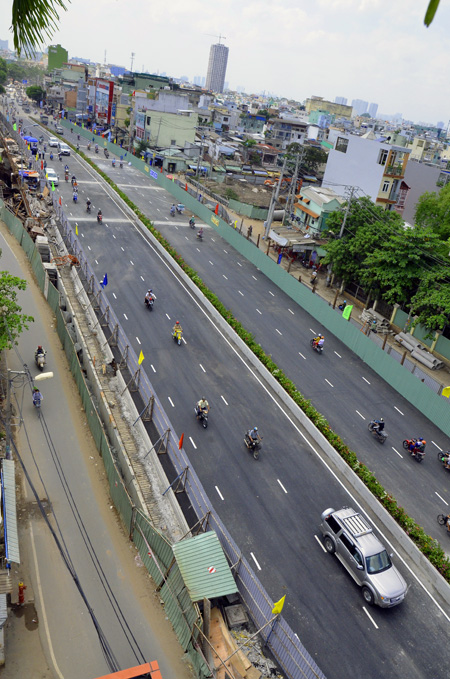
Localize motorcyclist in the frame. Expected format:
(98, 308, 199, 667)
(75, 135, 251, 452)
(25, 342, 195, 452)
(87, 142, 91, 150)
(76, 143, 80, 151)
(71, 174, 77, 186)
(247, 427, 261, 446)
(313, 335, 324, 349)
(97, 209, 102, 221)
(112, 158, 116, 167)
(145, 289, 155, 305)
(172, 320, 183, 335)
(196, 397, 210, 419)
(95, 143, 99, 153)
(189, 216, 195, 228)
(170, 204, 176, 217)
(372, 418, 384, 433)
(73, 191, 78, 202)
(197, 227, 204, 239)
(32, 387, 43, 406)
(64, 164, 69, 172)
(35, 345, 46, 359)
(86, 198, 92, 211)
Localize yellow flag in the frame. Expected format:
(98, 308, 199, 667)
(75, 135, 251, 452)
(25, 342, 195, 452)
(442, 386, 450, 398)
(75, 223, 78, 236)
(138, 350, 144, 365)
(234, 220, 238, 229)
(272, 595, 285, 615)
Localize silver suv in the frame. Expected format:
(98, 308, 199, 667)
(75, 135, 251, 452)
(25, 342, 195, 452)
(319, 507, 407, 607)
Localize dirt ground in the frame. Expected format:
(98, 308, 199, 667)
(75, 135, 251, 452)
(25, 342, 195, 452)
(200, 176, 274, 208)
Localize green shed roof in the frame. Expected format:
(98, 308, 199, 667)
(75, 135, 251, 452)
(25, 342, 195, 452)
(173, 532, 238, 602)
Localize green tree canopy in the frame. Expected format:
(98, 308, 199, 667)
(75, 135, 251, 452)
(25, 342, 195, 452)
(26, 85, 44, 102)
(414, 182, 450, 241)
(0, 270, 34, 349)
(323, 196, 450, 330)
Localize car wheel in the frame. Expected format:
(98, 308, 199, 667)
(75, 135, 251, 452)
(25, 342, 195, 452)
(324, 536, 335, 554)
(362, 587, 375, 605)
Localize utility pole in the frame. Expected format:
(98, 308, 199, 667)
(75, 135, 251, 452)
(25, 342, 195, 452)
(339, 186, 355, 238)
(284, 147, 305, 223)
(264, 156, 287, 240)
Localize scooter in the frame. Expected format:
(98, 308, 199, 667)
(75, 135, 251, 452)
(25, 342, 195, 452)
(196, 230, 204, 241)
(95, 146, 99, 154)
(244, 432, 262, 460)
(97, 212, 103, 223)
(195, 406, 208, 429)
(73, 193, 78, 203)
(189, 218, 196, 229)
(170, 207, 176, 217)
(403, 438, 426, 462)
(65, 172, 69, 182)
(86, 203, 92, 213)
(368, 421, 388, 444)
(35, 350, 46, 371)
(176, 204, 184, 214)
(144, 296, 154, 311)
(112, 159, 116, 167)
(310, 338, 323, 354)
(437, 451, 450, 470)
(172, 328, 182, 345)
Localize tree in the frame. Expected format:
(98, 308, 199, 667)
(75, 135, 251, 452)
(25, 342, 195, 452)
(302, 146, 328, 175)
(0, 58, 7, 93)
(415, 183, 450, 241)
(0, 271, 34, 350)
(26, 85, 45, 102)
(11, 0, 69, 56)
(425, 0, 440, 26)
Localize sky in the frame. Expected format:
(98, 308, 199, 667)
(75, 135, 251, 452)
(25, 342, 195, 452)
(1, 0, 449, 124)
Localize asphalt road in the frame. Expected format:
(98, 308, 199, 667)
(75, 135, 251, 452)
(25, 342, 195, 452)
(17, 114, 450, 679)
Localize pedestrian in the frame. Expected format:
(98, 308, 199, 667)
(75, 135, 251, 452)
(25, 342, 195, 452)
(310, 270, 317, 286)
(43, 160, 47, 170)
(247, 224, 253, 239)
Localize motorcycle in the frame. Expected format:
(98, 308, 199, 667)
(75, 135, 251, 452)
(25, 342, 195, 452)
(112, 159, 116, 167)
(368, 421, 388, 444)
(35, 350, 46, 370)
(172, 328, 183, 345)
(144, 296, 154, 311)
(95, 146, 99, 154)
(170, 207, 176, 217)
(310, 338, 323, 354)
(32, 392, 42, 411)
(120, 161, 123, 168)
(196, 231, 204, 241)
(104, 149, 109, 159)
(87, 143, 91, 150)
(176, 204, 184, 214)
(73, 193, 78, 203)
(189, 218, 196, 229)
(244, 432, 262, 460)
(195, 406, 208, 429)
(403, 438, 426, 462)
(65, 172, 69, 182)
(97, 213, 103, 223)
(86, 204, 92, 213)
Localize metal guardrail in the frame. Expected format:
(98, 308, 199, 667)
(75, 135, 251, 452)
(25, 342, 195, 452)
(51, 195, 326, 679)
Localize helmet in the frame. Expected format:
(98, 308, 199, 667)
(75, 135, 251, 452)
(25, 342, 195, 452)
(33, 387, 39, 392)
(380, 417, 384, 422)
(175, 320, 180, 325)
(38, 345, 42, 349)
(149, 289, 152, 293)
(253, 426, 258, 431)
(320, 335, 324, 339)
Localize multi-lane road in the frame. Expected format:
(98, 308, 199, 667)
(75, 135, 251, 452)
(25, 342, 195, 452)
(15, 113, 450, 678)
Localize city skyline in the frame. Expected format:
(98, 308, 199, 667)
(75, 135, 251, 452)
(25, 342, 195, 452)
(0, 0, 449, 124)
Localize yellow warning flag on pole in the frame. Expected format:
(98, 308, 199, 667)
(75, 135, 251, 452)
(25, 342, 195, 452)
(75, 223, 78, 236)
(272, 595, 285, 615)
(442, 386, 450, 398)
(138, 350, 144, 365)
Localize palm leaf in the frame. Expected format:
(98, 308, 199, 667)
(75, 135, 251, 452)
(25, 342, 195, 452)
(11, 0, 70, 57)
(424, 0, 440, 26)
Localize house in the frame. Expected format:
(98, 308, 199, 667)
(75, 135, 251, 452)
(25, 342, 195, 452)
(135, 109, 198, 149)
(266, 115, 308, 150)
(294, 185, 344, 235)
(323, 132, 411, 213)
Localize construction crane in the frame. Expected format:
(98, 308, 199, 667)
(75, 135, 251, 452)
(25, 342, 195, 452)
(205, 33, 227, 44)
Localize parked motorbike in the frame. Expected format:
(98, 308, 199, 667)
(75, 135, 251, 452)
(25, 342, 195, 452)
(368, 421, 388, 444)
(144, 296, 154, 311)
(403, 438, 426, 462)
(35, 350, 46, 371)
(310, 338, 323, 354)
(195, 406, 208, 429)
(244, 432, 262, 460)
(172, 328, 183, 345)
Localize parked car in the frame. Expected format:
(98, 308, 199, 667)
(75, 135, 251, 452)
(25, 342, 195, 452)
(46, 167, 59, 186)
(319, 506, 407, 607)
(58, 143, 71, 156)
(56, 125, 64, 134)
(48, 137, 59, 147)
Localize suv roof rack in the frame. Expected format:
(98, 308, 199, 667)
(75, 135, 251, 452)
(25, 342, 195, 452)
(341, 511, 373, 538)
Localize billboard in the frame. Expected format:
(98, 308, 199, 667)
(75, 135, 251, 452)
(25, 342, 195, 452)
(95, 79, 114, 125)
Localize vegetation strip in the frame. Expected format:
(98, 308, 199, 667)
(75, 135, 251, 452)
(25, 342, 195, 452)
(43, 127, 450, 584)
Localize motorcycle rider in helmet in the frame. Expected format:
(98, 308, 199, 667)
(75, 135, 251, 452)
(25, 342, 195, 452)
(373, 417, 384, 433)
(247, 426, 261, 445)
(35, 345, 46, 360)
(313, 335, 325, 349)
(145, 289, 155, 306)
(172, 320, 183, 336)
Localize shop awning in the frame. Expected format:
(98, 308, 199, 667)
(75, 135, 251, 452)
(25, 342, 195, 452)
(295, 203, 320, 219)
